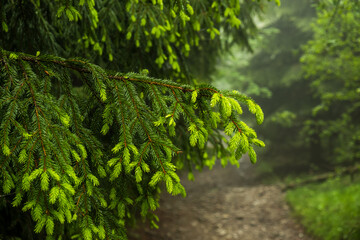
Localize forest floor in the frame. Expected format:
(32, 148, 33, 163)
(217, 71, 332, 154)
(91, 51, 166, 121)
(128, 157, 312, 240)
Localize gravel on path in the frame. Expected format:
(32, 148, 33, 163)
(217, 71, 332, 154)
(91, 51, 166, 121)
(129, 159, 311, 240)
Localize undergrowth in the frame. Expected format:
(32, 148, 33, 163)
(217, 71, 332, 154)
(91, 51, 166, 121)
(286, 176, 360, 240)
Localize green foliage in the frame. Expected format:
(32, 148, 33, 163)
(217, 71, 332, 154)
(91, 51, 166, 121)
(213, 0, 360, 175)
(301, 0, 360, 165)
(212, 0, 317, 175)
(0, 0, 279, 238)
(0, 49, 264, 239)
(287, 177, 360, 240)
(0, 0, 268, 82)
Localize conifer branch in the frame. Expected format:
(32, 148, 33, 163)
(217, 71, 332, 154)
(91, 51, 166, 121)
(2, 55, 195, 94)
(0, 49, 265, 239)
(150, 85, 167, 116)
(80, 72, 104, 105)
(114, 84, 128, 147)
(231, 119, 243, 133)
(20, 61, 48, 171)
(0, 136, 22, 170)
(138, 141, 150, 167)
(122, 80, 152, 142)
(2, 58, 13, 88)
(151, 142, 166, 174)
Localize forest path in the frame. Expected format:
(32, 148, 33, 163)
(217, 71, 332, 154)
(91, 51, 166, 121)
(129, 158, 311, 240)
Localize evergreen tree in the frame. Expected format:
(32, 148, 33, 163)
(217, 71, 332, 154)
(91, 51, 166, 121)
(301, 0, 360, 167)
(213, 0, 360, 176)
(0, 0, 274, 239)
(212, 0, 317, 176)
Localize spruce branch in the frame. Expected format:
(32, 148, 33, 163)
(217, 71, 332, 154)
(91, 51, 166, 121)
(0, 49, 265, 239)
(19, 61, 48, 171)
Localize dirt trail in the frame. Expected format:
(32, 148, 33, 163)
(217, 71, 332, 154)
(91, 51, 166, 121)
(129, 159, 311, 240)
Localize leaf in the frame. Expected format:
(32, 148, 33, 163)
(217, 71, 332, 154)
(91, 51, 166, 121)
(229, 132, 241, 152)
(239, 133, 249, 154)
(189, 131, 198, 147)
(12, 193, 23, 207)
(61, 183, 75, 195)
(221, 97, 232, 117)
(78, 144, 88, 159)
(66, 167, 80, 185)
(154, 117, 165, 126)
(191, 90, 198, 103)
(34, 217, 46, 233)
(29, 168, 42, 182)
(53, 210, 65, 224)
(110, 162, 122, 181)
(46, 217, 55, 235)
(246, 99, 257, 114)
(135, 166, 142, 182)
(221, 157, 228, 167)
(210, 93, 220, 107)
(128, 144, 139, 155)
(99, 197, 107, 207)
(2, 144, 11, 156)
(117, 202, 126, 218)
(141, 161, 150, 172)
(186, 4, 194, 15)
(141, 201, 148, 217)
(173, 183, 186, 197)
(255, 104, 264, 125)
(112, 143, 124, 153)
(147, 196, 157, 211)
(48, 169, 60, 181)
(187, 172, 195, 181)
(22, 174, 31, 191)
(98, 225, 106, 239)
(22, 200, 36, 212)
(56, 6, 66, 18)
(65, 209, 72, 223)
(228, 98, 243, 114)
(107, 157, 118, 167)
(83, 228, 92, 240)
(252, 139, 265, 148)
(2, 21, 8, 32)
(164, 174, 173, 194)
(123, 147, 130, 163)
(33, 205, 43, 221)
(18, 149, 27, 164)
(249, 146, 257, 164)
(168, 117, 176, 127)
(71, 149, 81, 162)
(65, 8, 74, 21)
(49, 186, 60, 204)
(167, 170, 180, 183)
(210, 111, 221, 128)
(224, 121, 235, 135)
(3, 178, 14, 194)
(88, 174, 100, 186)
(100, 88, 107, 102)
(149, 171, 163, 187)
(9, 53, 18, 59)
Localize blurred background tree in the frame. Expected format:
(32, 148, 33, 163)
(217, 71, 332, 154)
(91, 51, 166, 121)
(301, 0, 360, 169)
(212, 0, 318, 178)
(213, 0, 360, 178)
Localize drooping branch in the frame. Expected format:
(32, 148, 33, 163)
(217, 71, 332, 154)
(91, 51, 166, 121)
(0, 48, 265, 239)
